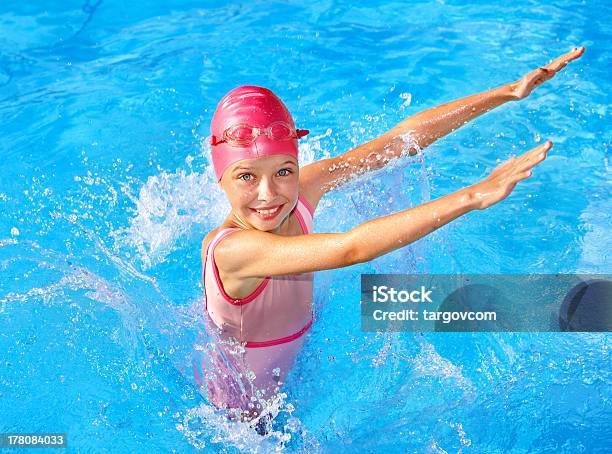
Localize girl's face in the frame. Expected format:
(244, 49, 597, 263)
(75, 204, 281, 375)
(219, 154, 299, 232)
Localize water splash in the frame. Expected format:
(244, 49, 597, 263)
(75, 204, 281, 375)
(114, 168, 226, 269)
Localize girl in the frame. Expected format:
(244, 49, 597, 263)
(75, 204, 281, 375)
(197, 47, 584, 427)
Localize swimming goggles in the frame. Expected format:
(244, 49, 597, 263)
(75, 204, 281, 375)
(210, 121, 309, 146)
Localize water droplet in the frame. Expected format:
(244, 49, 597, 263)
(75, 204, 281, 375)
(399, 92, 412, 107)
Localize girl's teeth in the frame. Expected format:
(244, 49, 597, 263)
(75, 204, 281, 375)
(257, 208, 277, 215)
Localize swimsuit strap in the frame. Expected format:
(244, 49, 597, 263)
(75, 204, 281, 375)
(203, 227, 241, 311)
(295, 194, 314, 233)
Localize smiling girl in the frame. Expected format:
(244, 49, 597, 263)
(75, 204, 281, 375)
(196, 47, 584, 429)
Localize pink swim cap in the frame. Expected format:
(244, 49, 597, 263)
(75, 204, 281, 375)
(210, 86, 309, 181)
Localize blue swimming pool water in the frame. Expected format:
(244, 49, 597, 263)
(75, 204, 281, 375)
(1, 0, 610, 452)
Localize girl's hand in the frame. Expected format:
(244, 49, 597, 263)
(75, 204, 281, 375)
(510, 47, 585, 100)
(468, 141, 552, 210)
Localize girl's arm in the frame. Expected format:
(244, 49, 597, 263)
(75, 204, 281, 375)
(299, 47, 583, 211)
(217, 142, 551, 278)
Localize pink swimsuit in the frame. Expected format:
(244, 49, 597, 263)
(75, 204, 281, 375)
(195, 195, 315, 410)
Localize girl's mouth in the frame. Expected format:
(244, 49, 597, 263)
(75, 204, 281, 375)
(250, 204, 284, 220)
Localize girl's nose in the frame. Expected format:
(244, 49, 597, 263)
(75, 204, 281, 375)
(257, 177, 277, 200)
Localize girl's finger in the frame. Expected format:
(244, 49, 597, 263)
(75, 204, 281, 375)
(517, 148, 548, 171)
(545, 47, 585, 71)
(515, 169, 532, 179)
(525, 141, 553, 157)
(516, 141, 552, 164)
(510, 142, 550, 173)
(511, 169, 533, 184)
(540, 140, 553, 151)
(494, 156, 516, 173)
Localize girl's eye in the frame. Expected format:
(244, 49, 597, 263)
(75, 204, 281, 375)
(278, 168, 292, 177)
(239, 174, 253, 182)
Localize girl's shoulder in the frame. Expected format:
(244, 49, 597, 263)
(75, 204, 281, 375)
(201, 226, 238, 255)
(201, 230, 216, 254)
